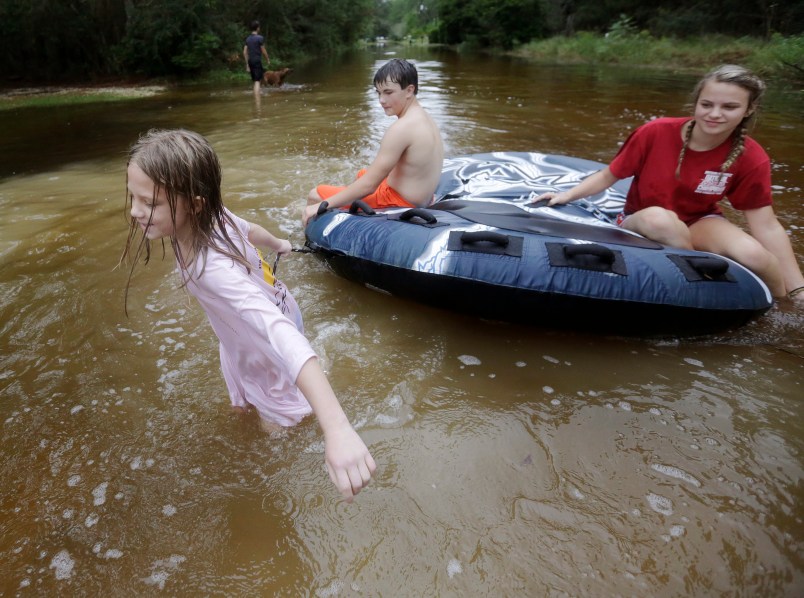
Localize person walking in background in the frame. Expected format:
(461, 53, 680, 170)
(121, 129, 376, 501)
(243, 20, 269, 96)
(534, 64, 804, 303)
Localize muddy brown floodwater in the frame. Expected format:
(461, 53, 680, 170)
(1, 47, 802, 595)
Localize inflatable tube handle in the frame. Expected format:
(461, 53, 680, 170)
(687, 256, 729, 278)
(400, 208, 437, 224)
(461, 231, 510, 247)
(348, 200, 377, 216)
(563, 243, 615, 264)
(316, 201, 330, 216)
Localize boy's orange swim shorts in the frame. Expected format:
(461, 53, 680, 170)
(316, 169, 416, 209)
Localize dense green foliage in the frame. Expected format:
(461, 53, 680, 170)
(513, 33, 804, 81)
(0, 0, 800, 82)
(0, 0, 374, 81)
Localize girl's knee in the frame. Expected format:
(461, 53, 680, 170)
(627, 207, 690, 247)
(639, 206, 683, 230)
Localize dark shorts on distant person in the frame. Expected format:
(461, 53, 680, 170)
(316, 169, 417, 210)
(248, 60, 264, 82)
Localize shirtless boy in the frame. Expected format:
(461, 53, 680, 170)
(302, 59, 444, 226)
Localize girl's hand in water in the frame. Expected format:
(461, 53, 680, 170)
(789, 286, 804, 306)
(323, 423, 376, 502)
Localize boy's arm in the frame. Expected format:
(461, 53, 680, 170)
(303, 124, 409, 224)
(243, 45, 249, 71)
(294, 357, 377, 501)
(261, 46, 269, 64)
(247, 222, 292, 255)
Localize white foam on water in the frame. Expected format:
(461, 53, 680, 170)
(92, 482, 109, 506)
(670, 525, 685, 537)
(162, 504, 177, 517)
(67, 475, 81, 487)
(304, 441, 325, 454)
(651, 464, 701, 487)
(618, 401, 632, 411)
(70, 405, 83, 415)
(646, 493, 673, 516)
(143, 570, 169, 590)
(515, 361, 526, 367)
(447, 558, 463, 578)
(543, 355, 560, 364)
(316, 580, 344, 597)
(550, 399, 561, 406)
(85, 513, 99, 527)
(143, 555, 186, 590)
(683, 358, 704, 367)
(49, 549, 74, 580)
(543, 386, 554, 394)
(458, 354, 481, 366)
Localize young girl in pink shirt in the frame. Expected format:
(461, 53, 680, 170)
(536, 64, 804, 302)
(120, 128, 375, 500)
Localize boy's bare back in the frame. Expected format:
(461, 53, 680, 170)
(384, 102, 444, 206)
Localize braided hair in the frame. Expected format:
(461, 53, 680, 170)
(675, 64, 765, 179)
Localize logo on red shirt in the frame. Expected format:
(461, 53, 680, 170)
(695, 171, 732, 195)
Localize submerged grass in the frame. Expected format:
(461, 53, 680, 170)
(0, 85, 167, 111)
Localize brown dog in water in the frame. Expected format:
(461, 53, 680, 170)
(262, 67, 292, 87)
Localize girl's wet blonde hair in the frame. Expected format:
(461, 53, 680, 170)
(120, 129, 251, 311)
(675, 64, 766, 178)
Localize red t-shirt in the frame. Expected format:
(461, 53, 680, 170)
(609, 117, 772, 224)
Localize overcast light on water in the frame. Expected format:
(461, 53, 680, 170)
(1, 47, 802, 595)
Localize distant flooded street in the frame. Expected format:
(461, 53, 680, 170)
(1, 47, 802, 595)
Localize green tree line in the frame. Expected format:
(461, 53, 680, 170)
(0, 0, 800, 82)
(0, 0, 374, 81)
(419, 0, 802, 50)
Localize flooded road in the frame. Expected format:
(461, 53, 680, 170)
(1, 47, 803, 595)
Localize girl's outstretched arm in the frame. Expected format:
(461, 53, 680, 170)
(247, 222, 292, 255)
(533, 166, 620, 206)
(294, 357, 376, 501)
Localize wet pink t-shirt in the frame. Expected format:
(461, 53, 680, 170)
(182, 209, 314, 426)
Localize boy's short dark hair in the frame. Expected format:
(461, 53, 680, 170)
(250, 20, 260, 31)
(373, 59, 418, 95)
